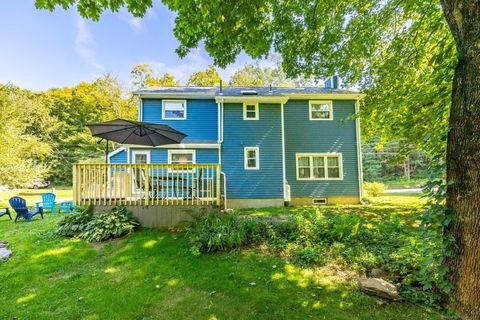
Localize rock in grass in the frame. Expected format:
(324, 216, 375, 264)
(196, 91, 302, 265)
(358, 277, 402, 301)
(0, 248, 12, 262)
(0, 241, 8, 248)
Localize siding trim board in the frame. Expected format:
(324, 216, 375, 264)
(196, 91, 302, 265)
(355, 100, 364, 198)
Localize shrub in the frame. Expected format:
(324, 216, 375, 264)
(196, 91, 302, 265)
(185, 208, 295, 253)
(56, 206, 139, 242)
(363, 181, 387, 197)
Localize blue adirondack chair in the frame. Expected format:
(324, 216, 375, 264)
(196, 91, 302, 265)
(36, 192, 56, 213)
(0, 207, 11, 220)
(9, 196, 44, 222)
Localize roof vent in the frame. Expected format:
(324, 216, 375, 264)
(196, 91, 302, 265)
(241, 90, 258, 95)
(324, 75, 339, 89)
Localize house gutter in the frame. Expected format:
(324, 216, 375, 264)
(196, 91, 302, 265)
(217, 98, 227, 208)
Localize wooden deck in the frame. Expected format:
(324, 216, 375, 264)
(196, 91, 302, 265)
(73, 163, 221, 207)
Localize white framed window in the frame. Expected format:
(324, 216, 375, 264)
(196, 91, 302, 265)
(243, 102, 259, 120)
(162, 100, 187, 120)
(309, 100, 333, 120)
(244, 147, 259, 170)
(132, 150, 151, 164)
(296, 153, 343, 180)
(168, 149, 196, 164)
(168, 149, 196, 173)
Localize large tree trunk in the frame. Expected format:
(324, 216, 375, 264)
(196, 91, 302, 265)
(442, 0, 480, 318)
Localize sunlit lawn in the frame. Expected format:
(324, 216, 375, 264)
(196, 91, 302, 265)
(0, 194, 441, 319)
(0, 187, 73, 209)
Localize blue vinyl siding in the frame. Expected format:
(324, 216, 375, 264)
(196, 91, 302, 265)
(222, 103, 283, 199)
(109, 149, 127, 163)
(284, 100, 360, 197)
(142, 98, 218, 143)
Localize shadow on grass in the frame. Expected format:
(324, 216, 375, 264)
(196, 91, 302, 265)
(0, 214, 441, 320)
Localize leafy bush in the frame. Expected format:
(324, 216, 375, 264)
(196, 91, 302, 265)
(186, 208, 295, 253)
(56, 206, 139, 242)
(363, 181, 387, 197)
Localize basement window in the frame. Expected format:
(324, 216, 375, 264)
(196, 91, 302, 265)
(312, 198, 328, 205)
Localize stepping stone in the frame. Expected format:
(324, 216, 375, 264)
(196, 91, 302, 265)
(358, 277, 402, 301)
(0, 248, 12, 262)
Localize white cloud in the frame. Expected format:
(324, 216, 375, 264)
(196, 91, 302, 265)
(118, 8, 157, 31)
(147, 49, 210, 84)
(74, 17, 104, 71)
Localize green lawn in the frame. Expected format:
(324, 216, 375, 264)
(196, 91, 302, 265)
(382, 178, 427, 189)
(0, 195, 441, 319)
(0, 187, 73, 209)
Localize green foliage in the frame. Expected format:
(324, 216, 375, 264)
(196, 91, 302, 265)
(56, 205, 139, 242)
(131, 63, 180, 88)
(0, 84, 51, 186)
(363, 182, 387, 197)
(186, 208, 295, 253)
(187, 64, 223, 86)
(187, 205, 444, 307)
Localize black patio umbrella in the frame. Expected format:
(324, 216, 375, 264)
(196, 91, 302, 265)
(87, 119, 187, 162)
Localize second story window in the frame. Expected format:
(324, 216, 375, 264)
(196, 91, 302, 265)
(309, 100, 333, 120)
(163, 100, 187, 120)
(243, 102, 259, 120)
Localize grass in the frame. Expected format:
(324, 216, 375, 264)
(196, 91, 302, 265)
(0, 194, 441, 319)
(382, 178, 427, 189)
(0, 187, 73, 209)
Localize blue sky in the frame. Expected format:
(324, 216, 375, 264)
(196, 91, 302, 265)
(0, 1, 261, 91)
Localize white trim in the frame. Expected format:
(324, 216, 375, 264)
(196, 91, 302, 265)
(131, 150, 151, 164)
(280, 103, 287, 200)
(138, 99, 143, 121)
(355, 100, 364, 199)
(123, 143, 220, 149)
(243, 102, 259, 120)
(244, 147, 260, 170)
(295, 153, 343, 180)
(309, 100, 333, 120)
(167, 149, 196, 164)
(107, 147, 126, 163)
(162, 99, 187, 120)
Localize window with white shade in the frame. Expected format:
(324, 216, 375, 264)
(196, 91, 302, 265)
(309, 100, 333, 120)
(296, 153, 343, 180)
(168, 150, 195, 164)
(243, 102, 259, 120)
(163, 100, 187, 120)
(244, 147, 259, 170)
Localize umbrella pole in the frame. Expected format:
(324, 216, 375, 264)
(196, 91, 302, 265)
(105, 139, 109, 163)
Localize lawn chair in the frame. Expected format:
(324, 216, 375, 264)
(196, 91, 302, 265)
(36, 192, 56, 213)
(9, 196, 44, 222)
(0, 208, 11, 220)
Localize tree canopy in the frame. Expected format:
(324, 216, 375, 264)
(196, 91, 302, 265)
(187, 65, 223, 86)
(131, 63, 180, 88)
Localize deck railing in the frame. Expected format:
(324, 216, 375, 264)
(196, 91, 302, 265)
(73, 163, 221, 206)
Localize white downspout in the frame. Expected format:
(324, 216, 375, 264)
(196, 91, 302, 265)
(217, 99, 227, 208)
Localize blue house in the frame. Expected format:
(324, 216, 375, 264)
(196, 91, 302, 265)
(107, 82, 364, 209)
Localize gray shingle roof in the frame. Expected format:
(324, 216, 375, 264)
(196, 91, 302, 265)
(134, 86, 360, 97)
